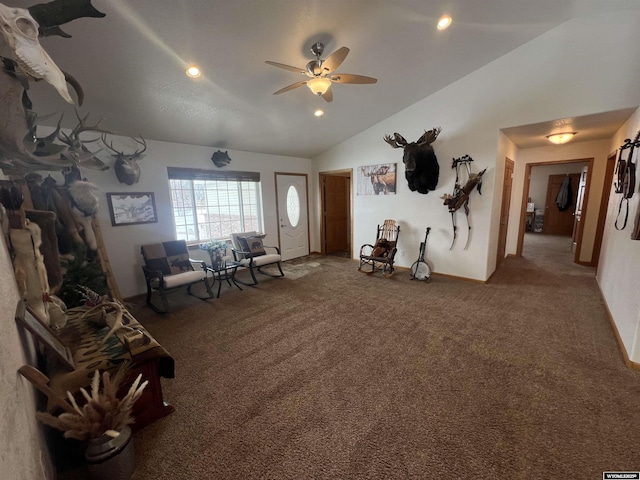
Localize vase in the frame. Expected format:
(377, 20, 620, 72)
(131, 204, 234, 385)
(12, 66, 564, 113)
(208, 249, 225, 270)
(85, 426, 136, 480)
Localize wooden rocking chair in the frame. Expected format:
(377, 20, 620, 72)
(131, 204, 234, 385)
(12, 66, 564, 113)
(358, 220, 401, 277)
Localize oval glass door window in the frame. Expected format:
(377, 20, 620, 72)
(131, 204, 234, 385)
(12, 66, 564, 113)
(286, 185, 300, 227)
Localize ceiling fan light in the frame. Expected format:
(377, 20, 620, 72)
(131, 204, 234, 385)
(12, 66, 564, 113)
(307, 77, 332, 96)
(546, 132, 577, 144)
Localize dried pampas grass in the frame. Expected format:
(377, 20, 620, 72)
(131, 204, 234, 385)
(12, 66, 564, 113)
(36, 364, 147, 440)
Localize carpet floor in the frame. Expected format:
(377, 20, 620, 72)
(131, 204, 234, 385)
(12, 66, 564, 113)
(65, 233, 640, 479)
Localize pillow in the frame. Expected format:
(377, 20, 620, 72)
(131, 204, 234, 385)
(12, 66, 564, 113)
(241, 236, 266, 257)
(371, 238, 389, 258)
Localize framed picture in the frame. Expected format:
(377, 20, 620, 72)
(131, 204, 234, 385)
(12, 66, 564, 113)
(14, 301, 74, 370)
(357, 163, 397, 195)
(107, 192, 158, 226)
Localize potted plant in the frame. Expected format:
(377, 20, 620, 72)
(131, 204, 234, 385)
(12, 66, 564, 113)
(36, 365, 147, 480)
(199, 238, 228, 270)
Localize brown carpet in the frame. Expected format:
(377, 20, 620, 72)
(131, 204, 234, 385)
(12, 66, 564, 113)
(104, 236, 638, 479)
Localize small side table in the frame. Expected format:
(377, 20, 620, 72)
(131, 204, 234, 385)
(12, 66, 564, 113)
(207, 262, 243, 298)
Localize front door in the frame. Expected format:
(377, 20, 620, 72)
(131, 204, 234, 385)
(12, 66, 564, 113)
(275, 173, 309, 261)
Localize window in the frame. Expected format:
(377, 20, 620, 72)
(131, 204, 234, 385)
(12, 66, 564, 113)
(167, 167, 262, 243)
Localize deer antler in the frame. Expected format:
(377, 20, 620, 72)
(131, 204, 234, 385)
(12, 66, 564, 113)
(56, 110, 110, 170)
(101, 134, 147, 158)
(383, 133, 407, 148)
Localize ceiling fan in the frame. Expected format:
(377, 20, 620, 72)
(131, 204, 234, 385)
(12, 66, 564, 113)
(266, 42, 377, 102)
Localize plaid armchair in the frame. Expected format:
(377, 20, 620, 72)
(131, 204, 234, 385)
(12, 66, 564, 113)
(140, 240, 214, 313)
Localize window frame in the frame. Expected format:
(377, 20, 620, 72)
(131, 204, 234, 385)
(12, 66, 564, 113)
(167, 167, 263, 245)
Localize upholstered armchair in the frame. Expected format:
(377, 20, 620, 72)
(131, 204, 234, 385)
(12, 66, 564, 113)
(140, 240, 214, 313)
(230, 231, 284, 286)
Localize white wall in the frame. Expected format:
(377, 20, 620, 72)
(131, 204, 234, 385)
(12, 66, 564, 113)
(53, 138, 312, 298)
(312, 7, 640, 281)
(0, 234, 54, 479)
(598, 109, 640, 363)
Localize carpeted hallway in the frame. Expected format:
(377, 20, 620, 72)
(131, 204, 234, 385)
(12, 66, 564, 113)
(68, 235, 640, 479)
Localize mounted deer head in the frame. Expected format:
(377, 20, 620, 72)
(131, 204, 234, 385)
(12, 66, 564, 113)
(102, 135, 147, 185)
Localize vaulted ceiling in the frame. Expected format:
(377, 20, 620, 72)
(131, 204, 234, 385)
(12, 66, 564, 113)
(4, 0, 638, 159)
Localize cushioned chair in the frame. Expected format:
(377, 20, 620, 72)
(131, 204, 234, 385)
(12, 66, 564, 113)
(140, 240, 214, 313)
(358, 220, 401, 277)
(230, 231, 284, 286)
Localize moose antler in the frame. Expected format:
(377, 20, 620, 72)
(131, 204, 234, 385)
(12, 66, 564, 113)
(383, 133, 408, 148)
(416, 127, 441, 146)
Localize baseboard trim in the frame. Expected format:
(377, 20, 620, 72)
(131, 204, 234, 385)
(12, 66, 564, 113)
(596, 280, 640, 371)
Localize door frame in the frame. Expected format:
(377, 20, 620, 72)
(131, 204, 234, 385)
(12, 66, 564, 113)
(516, 158, 593, 264)
(319, 169, 353, 256)
(496, 158, 514, 268)
(274, 172, 310, 259)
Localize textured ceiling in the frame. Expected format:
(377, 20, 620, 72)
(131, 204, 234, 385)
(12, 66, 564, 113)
(3, 0, 637, 158)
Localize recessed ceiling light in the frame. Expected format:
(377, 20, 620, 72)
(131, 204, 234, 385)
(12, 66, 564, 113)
(437, 15, 452, 30)
(314, 109, 324, 117)
(186, 66, 201, 78)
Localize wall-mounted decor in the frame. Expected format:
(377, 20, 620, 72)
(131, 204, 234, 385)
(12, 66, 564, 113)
(383, 127, 441, 194)
(441, 155, 486, 250)
(107, 192, 157, 226)
(211, 150, 232, 168)
(101, 135, 147, 185)
(357, 163, 397, 195)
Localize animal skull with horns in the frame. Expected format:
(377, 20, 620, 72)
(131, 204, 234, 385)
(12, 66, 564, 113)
(0, 2, 72, 102)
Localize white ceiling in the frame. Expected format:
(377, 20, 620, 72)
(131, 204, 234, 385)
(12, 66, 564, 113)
(4, 0, 638, 158)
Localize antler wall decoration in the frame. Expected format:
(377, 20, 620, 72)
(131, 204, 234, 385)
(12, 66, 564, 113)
(0, 0, 107, 175)
(441, 155, 486, 250)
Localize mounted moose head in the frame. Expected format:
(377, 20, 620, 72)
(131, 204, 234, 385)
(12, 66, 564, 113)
(383, 127, 441, 194)
(102, 135, 147, 185)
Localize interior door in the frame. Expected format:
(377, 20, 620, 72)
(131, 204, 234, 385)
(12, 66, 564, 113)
(322, 174, 350, 254)
(496, 158, 514, 268)
(571, 167, 588, 251)
(543, 173, 580, 235)
(276, 173, 309, 261)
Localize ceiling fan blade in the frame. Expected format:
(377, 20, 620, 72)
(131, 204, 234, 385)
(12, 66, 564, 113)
(321, 47, 349, 74)
(330, 73, 377, 84)
(273, 81, 307, 95)
(321, 86, 333, 103)
(265, 61, 307, 75)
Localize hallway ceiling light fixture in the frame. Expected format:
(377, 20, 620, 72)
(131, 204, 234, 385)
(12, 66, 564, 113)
(437, 15, 453, 30)
(314, 109, 324, 117)
(546, 132, 577, 144)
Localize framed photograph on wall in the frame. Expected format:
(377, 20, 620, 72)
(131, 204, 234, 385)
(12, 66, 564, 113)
(356, 163, 397, 195)
(107, 192, 158, 226)
(14, 301, 74, 370)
